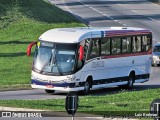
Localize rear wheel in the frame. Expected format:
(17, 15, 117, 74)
(45, 89, 55, 94)
(119, 74, 134, 89)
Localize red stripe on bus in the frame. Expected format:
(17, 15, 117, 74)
(105, 32, 151, 37)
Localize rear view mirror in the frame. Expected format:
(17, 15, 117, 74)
(79, 45, 84, 61)
(27, 42, 37, 56)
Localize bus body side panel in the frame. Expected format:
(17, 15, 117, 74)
(83, 54, 151, 90)
(134, 54, 151, 83)
(91, 56, 132, 89)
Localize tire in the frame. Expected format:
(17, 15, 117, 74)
(119, 74, 134, 90)
(126, 74, 134, 89)
(82, 80, 91, 95)
(45, 89, 55, 94)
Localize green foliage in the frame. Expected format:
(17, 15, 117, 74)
(0, 0, 84, 87)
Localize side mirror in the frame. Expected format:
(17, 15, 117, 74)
(27, 42, 37, 56)
(79, 45, 84, 61)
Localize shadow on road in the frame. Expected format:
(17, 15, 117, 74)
(87, 84, 160, 96)
(54, 84, 160, 96)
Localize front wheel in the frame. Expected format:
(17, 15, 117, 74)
(45, 89, 55, 94)
(82, 80, 91, 95)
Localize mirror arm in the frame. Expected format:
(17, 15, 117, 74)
(27, 42, 37, 56)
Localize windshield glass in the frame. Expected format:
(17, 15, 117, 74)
(153, 46, 160, 52)
(33, 41, 77, 75)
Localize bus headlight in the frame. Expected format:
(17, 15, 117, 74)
(62, 75, 76, 82)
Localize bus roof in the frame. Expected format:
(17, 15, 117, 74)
(39, 27, 151, 43)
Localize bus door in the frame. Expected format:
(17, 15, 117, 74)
(89, 38, 106, 81)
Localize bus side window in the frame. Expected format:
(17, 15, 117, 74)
(142, 36, 147, 52)
(88, 39, 100, 59)
(111, 37, 121, 55)
(101, 38, 111, 56)
(122, 37, 131, 54)
(84, 39, 90, 60)
(142, 36, 152, 52)
(132, 36, 141, 52)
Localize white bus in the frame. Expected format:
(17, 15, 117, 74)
(27, 27, 152, 94)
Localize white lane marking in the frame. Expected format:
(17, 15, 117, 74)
(77, 0, 127, 26)
(132, 10, 137, 13)
(117, 4, 123, 7)
(148, 17, 154, 20)
(147, 17, 160, 24)
(123, 24, 127, 26)
(148, 1, 160, 7)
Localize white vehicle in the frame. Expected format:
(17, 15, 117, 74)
(27, 27, 152, 94)
(152, 42, 160, 66)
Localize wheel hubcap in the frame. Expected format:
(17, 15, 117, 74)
(129, 78, 133, 87)
(84, 82, 89, 93)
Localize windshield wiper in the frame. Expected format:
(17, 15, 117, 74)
(51, 50, 63, 76)
(39, 45, 62, 75)
(39, 51, 53, 74)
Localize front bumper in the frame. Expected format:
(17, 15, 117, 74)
(152, 59, 160, 65)
(31, 84, 84, 92)
(31, 79, 84, 92)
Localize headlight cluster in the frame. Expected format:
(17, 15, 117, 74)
(62, 75, 76, 82)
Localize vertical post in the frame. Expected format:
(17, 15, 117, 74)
(65, 92, 79, 120)
(72, 114, 74, 120)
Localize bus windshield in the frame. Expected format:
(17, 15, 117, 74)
(33, 42, 77, 75)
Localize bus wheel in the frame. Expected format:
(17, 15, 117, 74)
(119, 74, 134, 90)
(126, 74, 134, 89)
(45, 89, 55, 94)
(83, 80, 91, 95)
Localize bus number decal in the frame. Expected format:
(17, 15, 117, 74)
(92, 61, 105, 68)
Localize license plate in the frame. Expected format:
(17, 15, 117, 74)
(46, 85, 53, 88)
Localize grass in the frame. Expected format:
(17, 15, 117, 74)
(0, 88, 159, 118)
(0, 0, 84, 88)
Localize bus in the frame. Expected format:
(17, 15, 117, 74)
(27, 27, 152, 94)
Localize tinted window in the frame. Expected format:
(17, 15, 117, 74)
(122, 37, 131, 53)
(101, 38, 111, 56)
(142, 36, 152, 52)
(111, 38, 121, 54)
(88, 39, 100, 59)
(132, 36, 141, 52)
